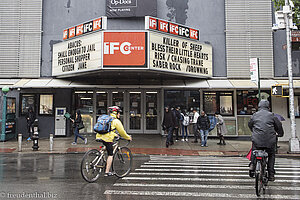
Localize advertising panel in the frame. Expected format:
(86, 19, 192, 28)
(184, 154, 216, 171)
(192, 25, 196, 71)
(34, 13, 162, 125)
(149, 32, 212, 77)
(63, 17, 107, 40)
(145, 16, 199, 41)
(103, 32, 147, 67)
(52, 32, 102, 76)
(106, 0, 157, 18)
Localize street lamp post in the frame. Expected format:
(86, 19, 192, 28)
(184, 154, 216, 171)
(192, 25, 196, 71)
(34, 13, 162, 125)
(0, 86, 10, 141)
(284, 0, 300, 152)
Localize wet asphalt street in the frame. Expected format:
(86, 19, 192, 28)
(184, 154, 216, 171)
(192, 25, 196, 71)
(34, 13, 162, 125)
(0, 154, 300, 200)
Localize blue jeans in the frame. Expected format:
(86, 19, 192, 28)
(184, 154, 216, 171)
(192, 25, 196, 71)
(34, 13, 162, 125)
(182, 126, 188, 139)
(74, 127, 85, 143)
(166, 127, 174, 144)
(200, 129, 209, 146)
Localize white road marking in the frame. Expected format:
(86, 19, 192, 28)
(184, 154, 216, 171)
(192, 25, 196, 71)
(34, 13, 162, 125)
(113, 183, 300, 191)
(129, 172, 300, 178)
(104, 190, 300, 199)
(135, 168, 300, 174)
(140, 164, 300, 171)
(122, 176, 300, 183)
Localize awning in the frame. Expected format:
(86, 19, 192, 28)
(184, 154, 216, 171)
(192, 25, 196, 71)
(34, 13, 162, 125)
(2, 78, 300, 89)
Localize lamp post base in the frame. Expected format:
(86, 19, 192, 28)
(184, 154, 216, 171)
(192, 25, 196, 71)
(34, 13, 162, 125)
(288, 138, 300, 153)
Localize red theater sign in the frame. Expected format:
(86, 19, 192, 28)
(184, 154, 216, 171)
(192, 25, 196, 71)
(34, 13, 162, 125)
(63, 17, 107, 40)
(145, 16, 199, 40)
(103, 32, 147, 67)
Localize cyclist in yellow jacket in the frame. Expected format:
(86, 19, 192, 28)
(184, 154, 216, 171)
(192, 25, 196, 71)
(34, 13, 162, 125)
(96, 106, 132, 176)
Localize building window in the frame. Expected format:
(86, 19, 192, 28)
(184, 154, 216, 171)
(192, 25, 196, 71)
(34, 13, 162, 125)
(39, 94, 53, 115)
(164, 90, 200, 112)
(96, 91, 108, 115)
(203, 91, 234, 116)
(7, 98, 16, 114)
(237, 90, 271, 115)
(20, 94, 36, 115)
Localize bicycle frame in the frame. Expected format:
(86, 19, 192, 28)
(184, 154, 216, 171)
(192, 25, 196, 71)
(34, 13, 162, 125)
(253, 150, 269, 197)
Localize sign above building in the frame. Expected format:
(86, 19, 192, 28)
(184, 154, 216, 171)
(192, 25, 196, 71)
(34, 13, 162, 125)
(145, 16, 200, 41)
(106, 0, 157, 18)
(53, 32, 102, 76)
(103, 32, 147, 68)
(63, 17, 107, 40)
(149, 32, 212, 78)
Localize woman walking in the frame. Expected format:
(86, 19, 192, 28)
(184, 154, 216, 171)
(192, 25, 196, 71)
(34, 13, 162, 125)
(71, 110, 87, 145)
(216, 112, 227, 145)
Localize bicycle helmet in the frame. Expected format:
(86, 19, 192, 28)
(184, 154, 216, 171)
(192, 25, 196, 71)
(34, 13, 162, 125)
(108, 106, 122, 113)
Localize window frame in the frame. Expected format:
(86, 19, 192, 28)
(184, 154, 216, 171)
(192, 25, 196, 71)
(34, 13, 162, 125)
(20, 94, 36, 116)
(39, 94, 54, 116)
(203, 91, 234, 116)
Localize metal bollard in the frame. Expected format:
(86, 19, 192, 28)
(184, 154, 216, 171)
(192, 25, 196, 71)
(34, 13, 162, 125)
(50, 134, 53, 151)
(18, 133, 22, 152)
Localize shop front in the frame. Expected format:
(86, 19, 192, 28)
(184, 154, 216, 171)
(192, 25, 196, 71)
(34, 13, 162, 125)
(74, 89, 161, 134)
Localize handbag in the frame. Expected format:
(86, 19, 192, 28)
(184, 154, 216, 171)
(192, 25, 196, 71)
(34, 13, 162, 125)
(77, 121, 85, 130)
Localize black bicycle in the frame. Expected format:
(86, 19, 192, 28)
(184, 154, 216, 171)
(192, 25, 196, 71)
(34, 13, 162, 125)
(80, 136, 132, 183)
(253, 150, 269, 197)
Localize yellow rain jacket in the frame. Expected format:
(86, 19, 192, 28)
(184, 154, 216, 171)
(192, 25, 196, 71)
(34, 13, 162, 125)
(96, 113, 131, 142)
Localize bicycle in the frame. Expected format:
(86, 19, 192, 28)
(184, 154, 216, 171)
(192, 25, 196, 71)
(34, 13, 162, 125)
(80, 136, 132, 183)
(253, 150, 269, 197)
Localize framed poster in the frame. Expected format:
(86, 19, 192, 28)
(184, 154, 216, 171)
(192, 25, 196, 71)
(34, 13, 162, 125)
(39, 94, 53, 115)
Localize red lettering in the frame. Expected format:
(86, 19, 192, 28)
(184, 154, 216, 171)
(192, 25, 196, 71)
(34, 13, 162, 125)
(76, 24, 83, 36)
(93, 18, 102, 31)
(149, 17, 157, 30)
(69, 27, 75, 38)
(190, 28, 198, 40)
(63, 29, 68, 40)
(169, 23, 178, 35)
(158, 20, 168, 32)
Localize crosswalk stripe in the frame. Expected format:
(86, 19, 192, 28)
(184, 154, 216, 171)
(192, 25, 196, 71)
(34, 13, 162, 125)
(104, 190, 300, 199)
(148, 161, 299, 166)
(122, 176, 300, 183)
(135, 168, 300, 174)
(129, 172, 300, 178)
(113, 183, 300, 191)
(144, 162, 300, 169)
(141, 164, 300, 171)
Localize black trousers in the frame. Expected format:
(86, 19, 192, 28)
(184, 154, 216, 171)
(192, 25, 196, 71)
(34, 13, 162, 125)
(251, 143, 276, 176)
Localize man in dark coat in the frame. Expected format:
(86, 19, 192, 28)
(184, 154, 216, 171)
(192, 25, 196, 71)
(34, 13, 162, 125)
(197, 111, 210, 147)
(248, 100, 284, 181)
(25, 106, 36, 141)
(162, 106, 176, 148)
(172, 106, 181, 141)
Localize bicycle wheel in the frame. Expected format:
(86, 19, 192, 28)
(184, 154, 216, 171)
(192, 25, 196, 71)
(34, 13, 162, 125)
(112, 147, 133, 178)
(255, 162, 263, 197)
(81, 149, 105, 183)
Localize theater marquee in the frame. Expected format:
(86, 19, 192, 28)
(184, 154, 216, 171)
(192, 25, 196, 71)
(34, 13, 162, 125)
(149, 32, 212, 78)
(52, 32, 102, 76)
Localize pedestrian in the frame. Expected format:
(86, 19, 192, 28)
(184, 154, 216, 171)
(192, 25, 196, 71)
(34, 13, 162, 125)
(181, 110, 189, 141)
(172, 106, 181, 141)
(191, 108, 200, 143)
(197, 111, 210, 147)
(162, 106, 176, 148)
(71, 110, 87, 145)
(25, 106, 36, 141)
(216, 112, 227, 145)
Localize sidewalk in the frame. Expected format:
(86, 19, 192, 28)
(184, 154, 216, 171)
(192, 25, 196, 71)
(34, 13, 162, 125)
(0, 134, 294, 157)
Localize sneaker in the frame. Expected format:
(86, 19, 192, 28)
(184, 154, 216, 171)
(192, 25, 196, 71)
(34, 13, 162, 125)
(71, 142, 77, 145)
(205, 145, 208, 147)
(27, 137, 31, 141)
(166, 143, 169, 148)
(223, 142, 226, 145)
(201, 145, 204, 147)
(181, 139, 185, 141)
(175, 140, 178, 142)
(268, 175, 275, 181)
(84, 138, 87, 144)
(217, 142, 222, 145)
(104, 172, 114, 177)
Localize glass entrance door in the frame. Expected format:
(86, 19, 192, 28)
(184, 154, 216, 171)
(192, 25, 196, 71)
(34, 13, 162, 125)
(126, 91, 159, 134)
(128, 92, 142, 132)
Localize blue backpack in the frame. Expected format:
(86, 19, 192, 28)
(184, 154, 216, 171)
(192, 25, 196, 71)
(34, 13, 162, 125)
(94, 115, 115, 134)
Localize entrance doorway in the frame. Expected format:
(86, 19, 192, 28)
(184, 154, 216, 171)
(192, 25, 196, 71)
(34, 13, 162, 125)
(74, 90, 161, 134)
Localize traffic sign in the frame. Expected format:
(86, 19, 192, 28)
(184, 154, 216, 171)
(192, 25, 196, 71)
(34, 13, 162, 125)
(271, 85, 283, 96)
